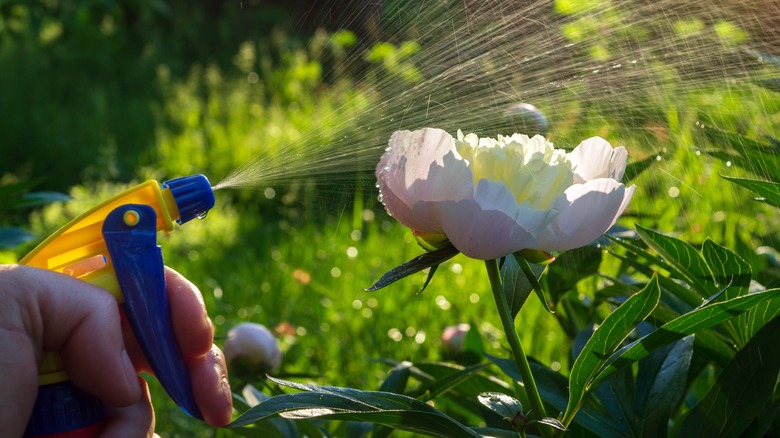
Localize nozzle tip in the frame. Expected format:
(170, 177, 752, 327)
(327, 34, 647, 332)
(163, 175, 215, 224)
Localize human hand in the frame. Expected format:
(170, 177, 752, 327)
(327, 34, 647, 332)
(0, 264, 232, 437)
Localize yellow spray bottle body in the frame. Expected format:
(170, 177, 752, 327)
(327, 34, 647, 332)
(20, 175, 214, 437)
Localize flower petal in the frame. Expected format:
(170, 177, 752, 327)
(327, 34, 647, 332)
(568, 137, 628, 184)
(433, 180, 558, 259)
(377, 129, 473, 233)
(472, 179, 557, 237)
(537, 179, 635, 251)
(438, 199, 539, 260)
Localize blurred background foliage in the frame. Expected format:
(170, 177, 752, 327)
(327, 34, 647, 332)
(2, 0, 780, 436)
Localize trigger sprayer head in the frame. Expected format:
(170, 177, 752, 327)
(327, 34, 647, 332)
(163, 174, 216, 224)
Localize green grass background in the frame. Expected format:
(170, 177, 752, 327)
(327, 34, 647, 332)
(2, 1, 780, 436)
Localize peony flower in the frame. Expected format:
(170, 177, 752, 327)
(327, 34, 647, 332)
(376, 128, 635, 260)
(223, 322, 282, 374)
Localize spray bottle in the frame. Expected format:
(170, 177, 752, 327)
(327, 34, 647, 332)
(19, 174, 216, 437)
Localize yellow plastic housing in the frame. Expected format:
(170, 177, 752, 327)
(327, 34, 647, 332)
(20, 180, 182, 383)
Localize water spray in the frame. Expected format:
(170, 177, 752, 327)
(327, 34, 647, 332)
(20, 175, 215, 437)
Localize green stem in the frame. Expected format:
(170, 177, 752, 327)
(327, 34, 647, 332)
(485, 259, 552, 438)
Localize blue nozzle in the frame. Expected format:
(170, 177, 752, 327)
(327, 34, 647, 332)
(163, 175, 215, 224)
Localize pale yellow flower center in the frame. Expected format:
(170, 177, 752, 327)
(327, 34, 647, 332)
(455, 131, 574, 210)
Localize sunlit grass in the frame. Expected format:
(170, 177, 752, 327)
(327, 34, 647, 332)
(7, 2, 780, 434)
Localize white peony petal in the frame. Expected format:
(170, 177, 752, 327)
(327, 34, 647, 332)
(408, 151, 473, 203)
(536, 179, 634, 251)
(391, 128, 459, 187)
(377, 128, 471, 232)
(473, 179, 558, 237)
(438, 199, 540, 260)
(568, 137, 628, 184)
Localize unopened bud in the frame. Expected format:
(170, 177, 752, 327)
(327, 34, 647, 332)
(441, 323, 471, 354)
(224, 322, 282, 375)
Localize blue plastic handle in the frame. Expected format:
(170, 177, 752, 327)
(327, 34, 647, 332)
(103, 204, 203, 420)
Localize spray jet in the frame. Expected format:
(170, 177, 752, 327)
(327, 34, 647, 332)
(20, 175, 215, 437)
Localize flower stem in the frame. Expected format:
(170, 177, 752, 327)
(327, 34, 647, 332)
(485, 259, 552, 438)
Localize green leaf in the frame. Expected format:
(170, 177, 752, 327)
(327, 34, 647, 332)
(745, 290, 780, 340)
(478, 392, 523, 424)
(623, 151, 662, 182)
(365, 245, 459, 291)
(469, 427, 522, 438)
(0, 227, 35, 249)
(546, 246, 602, 304)
(607, 235, 704, 307)
(639, 336, 694, 437)
(538, 417, 568, 431)
(420, 363, 490, 401)
(680, 316, 780, 437)
(702, 126, 780, 180)
(230, 377, 482, 437)
(378, 361, 412, 394)
(701, 239, 752, 345)
(501, 254, 541, 318)
(486, 354, 627, 437)
(701, 239, 751, 298)
(722, 175, 780, 209)
(635, 225, 716, 297)
(590, 288, 780, 389)
(563, 275, 661, 423)
(376, 360, 510, 430)
(514, 254, 551, 313)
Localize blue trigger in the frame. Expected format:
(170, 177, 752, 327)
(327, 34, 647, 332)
(103, 204, 203, 420)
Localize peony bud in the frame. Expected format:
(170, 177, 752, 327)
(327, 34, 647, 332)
(223, 322, 282, 375)
(441, 323, 472, 355)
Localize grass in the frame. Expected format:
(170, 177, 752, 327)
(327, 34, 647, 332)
(4, 3, 780, 436)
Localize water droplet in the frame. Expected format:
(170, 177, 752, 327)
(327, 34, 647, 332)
(197, 211, 208, 220)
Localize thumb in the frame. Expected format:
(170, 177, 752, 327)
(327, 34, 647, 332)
(9, 265, 142, 406)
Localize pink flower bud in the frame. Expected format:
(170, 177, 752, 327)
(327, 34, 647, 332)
(223, 322, 282, 374)
(441, 323, 471, 354)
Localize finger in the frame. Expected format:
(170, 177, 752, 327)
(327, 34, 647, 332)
(101, 376, 155, 438)
(0, 294, 39, 438)
(11, 265, 141, 407)
(123, 267, 213, 372)
(190, 344, 233, 427)
(165, 267, 214, 358)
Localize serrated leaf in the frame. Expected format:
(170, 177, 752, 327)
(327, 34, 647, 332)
(680, 316, 780, 437)
(636, 225, 716, 297)
(590, 287, 780, 389)
(722, 175, 780, 208)
(478, 392, 523, 421)
(230, 378, 482, 437)
(365, 245, 459, 291)
(563, 275, 661, 423)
